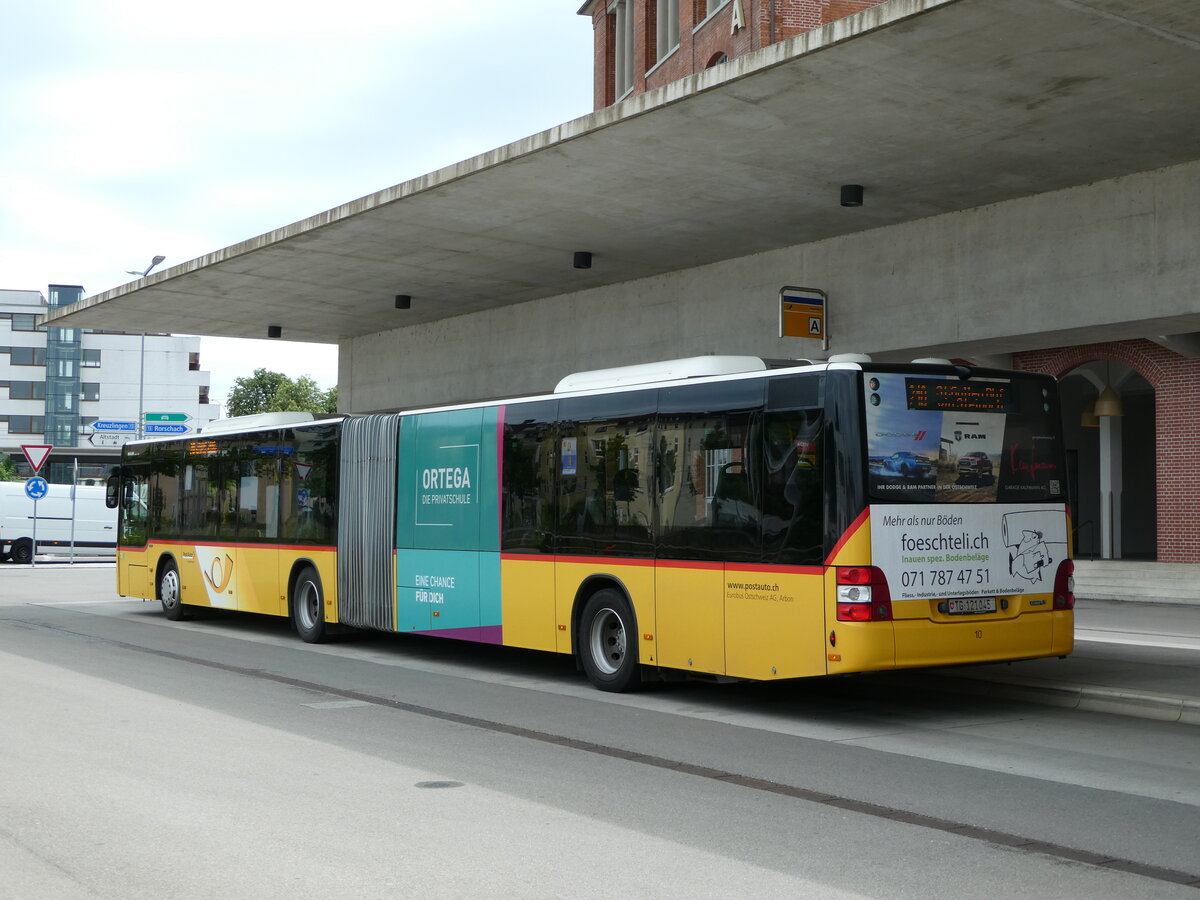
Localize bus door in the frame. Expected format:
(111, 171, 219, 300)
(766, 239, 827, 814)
(726, 398, 827, 680)
(234, 445, 283, 616)
(655, 382, 762, 677)
(115, 464, 150, 598)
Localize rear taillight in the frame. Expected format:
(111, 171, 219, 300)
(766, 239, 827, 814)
(837, 566, 893, 622)
(1053, 559, 1075, 609)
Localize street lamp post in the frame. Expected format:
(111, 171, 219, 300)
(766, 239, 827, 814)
(125, 255, 166, 279)
(123, 256, 165, 441)
(137, 332, 146, 439)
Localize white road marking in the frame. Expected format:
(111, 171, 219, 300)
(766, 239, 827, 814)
(1075, 629, 1200, 651)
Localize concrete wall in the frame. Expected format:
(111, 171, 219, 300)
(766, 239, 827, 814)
(341, 157, 1200, 413)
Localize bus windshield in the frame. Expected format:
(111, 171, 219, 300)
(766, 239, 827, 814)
(863, 370, 1066, 504)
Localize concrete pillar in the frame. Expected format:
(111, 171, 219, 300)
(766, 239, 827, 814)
(1098, 414, 1122, 559)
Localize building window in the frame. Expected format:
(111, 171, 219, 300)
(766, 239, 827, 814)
(189, 351, 200, 371)
(81, 383, 100, 402)
(657, 0, 680, 60)
(82, 349, 101, 367)
(10, 346, 46, 366)
(199, 385, 210, 405)
(11, 314, 38, 332)
(611, 0, 635, 98)
(694, 0, 725, 24)
(8, 381, 47, 400)
(4, 415, 46, 434)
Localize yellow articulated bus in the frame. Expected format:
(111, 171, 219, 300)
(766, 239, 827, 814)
(107, 356, 1074, 691)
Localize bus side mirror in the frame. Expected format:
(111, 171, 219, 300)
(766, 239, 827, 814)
(106, 473, 120, 509)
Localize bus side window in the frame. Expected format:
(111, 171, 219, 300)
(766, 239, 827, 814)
(557, 391, 657, 558)
(657, 380, 765, 563)
(282, 423, 339, 545)
(762, 408, 823, 565)
(502, 400, 558, 553)
(119, 463, 150, 547)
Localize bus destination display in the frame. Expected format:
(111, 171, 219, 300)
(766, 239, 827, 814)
(905, 378, 1014, 413)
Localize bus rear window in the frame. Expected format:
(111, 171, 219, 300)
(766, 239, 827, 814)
(863, 371, 1065, 503)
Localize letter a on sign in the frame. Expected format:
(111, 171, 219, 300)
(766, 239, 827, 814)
(22, 444, 53, 473)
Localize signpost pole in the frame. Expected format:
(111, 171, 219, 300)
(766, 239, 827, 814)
(70, 457, 78, 565)
(20, 444, 53, 568)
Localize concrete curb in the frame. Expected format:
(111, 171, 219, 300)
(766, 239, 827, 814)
(897, 671, 1200, 725)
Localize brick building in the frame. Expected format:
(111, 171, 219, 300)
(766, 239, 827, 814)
(575, 0, 1194, 565)
(579, 0, 887, 108)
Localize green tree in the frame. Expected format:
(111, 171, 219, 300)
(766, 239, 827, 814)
(273, 375, 326, 414)
(226, 369, 337, 417)
(0, 455, 19, 481)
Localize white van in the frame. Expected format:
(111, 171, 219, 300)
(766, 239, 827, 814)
(0, 481, 117, 563)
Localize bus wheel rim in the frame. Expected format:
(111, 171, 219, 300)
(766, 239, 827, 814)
(299, 581, 319, 629)
(589, 608, 626, 675)
(161, 570, 180, 609)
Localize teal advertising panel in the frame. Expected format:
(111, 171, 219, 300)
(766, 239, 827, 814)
(396, 407, 502, 641)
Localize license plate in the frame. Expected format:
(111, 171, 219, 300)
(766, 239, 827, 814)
(947, 597, 997, 615)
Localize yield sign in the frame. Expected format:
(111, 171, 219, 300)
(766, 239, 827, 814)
(294, 462, 313, 482)
(22, 444, 53, 473)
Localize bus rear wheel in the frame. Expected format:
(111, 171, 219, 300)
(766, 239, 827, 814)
(292, 566, 327, 643)
(578, 589, 640, 692)
(11, 539, 33, 565)
(158, 560, 187, 620)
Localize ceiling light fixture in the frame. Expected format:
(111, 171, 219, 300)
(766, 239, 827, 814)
(840, 184, 864, 207)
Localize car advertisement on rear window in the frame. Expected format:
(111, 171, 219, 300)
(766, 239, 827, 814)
(871, 502, 1068, 601)
(864, 372, 1065, 503)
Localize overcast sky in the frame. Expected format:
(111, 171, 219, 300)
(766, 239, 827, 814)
(1, 1, 593, 407)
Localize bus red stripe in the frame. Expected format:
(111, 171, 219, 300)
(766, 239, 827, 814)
(824, 507, 870, 566)
(499, 554, 823, 575)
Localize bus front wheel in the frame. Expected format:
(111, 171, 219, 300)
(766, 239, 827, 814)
(578, 589, 640, 692)
(158, 560, 187, 620)
(292, 566, 327, 643)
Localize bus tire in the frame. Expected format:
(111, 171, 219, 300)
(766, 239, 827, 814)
(12, 539, 34, 565)
(158, 559, 187, 620)
(292, 566, 327, 643)
(578, 589, 640, 692)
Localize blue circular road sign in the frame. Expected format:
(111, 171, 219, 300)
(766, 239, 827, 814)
(25, 476, 49, 500)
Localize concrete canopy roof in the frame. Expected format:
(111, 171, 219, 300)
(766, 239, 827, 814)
(46, 0, 1200, 344)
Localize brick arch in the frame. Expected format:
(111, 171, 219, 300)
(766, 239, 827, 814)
(1014, 339, 1200, 564)
(704, 51, 728, 68)
(1014, 339, 1169, 389)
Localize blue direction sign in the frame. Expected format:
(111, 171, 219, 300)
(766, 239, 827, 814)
(93, 420, 137, 432)
(144, 423, 190, 434)
(25, 476, 49, 500)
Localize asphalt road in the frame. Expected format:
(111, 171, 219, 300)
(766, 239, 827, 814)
(1, 564, 1197, 898)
